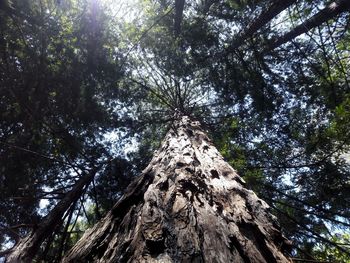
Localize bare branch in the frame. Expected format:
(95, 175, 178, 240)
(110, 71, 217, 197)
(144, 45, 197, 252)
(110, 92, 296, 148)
(268, 0, 350, 50)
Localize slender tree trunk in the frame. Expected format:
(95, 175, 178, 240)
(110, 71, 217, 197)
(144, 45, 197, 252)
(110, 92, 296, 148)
(228, 0, 297, 51)
(6, 168, 97, 263)
(268, 0, 350, 50)
(62, 116, 291, 262)
(174, 0, 185, 37)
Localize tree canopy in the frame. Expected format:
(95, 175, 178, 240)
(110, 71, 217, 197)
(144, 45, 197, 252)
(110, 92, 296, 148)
(1, 0, 350, 261)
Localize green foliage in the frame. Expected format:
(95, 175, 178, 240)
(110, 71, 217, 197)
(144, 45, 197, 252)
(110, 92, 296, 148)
(92, 157, 136, 213)
(313, 234, 350, 263)
(1, 0, 350, 260)
(0, 0, 130, 256)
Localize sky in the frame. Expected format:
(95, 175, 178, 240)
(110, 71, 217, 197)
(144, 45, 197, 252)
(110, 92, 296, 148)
(100, 0, 140, 22)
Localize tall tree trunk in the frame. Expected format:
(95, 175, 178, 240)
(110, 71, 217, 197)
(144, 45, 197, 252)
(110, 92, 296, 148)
(268, 0, 350, 50)
(62, 116, 291, 262)
(6, 168, 98, 263)
(174, 0, 185, 37)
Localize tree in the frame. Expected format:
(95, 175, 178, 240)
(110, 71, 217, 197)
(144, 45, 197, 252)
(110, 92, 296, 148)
(1, 0, 350, 261)
(6, 167, 99, 262)
(174, 0, 185, 36)
(63, 115, 291, 262)
(0, 0, 132, 260)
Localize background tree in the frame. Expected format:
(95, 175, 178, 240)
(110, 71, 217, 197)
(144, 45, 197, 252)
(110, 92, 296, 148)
(0, 0, 138, 259)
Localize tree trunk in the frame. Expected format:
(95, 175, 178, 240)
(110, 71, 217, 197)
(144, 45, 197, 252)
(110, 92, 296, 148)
(174, 0, 185, 37)
(268, 0, 350, 50)
(62, 116, 291, 262)
(6, 168, 98, 263)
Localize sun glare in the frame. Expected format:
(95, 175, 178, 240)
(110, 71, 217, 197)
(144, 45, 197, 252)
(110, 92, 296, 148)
(98, 0, 141, 22)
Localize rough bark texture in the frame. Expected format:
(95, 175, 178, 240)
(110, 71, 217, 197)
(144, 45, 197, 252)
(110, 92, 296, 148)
(269, 0, 350, 50)
(63, 116, 291, 263)
(6, 168, 97, 263)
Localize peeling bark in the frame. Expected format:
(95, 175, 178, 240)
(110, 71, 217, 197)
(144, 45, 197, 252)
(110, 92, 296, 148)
(63, 116, 291, 262)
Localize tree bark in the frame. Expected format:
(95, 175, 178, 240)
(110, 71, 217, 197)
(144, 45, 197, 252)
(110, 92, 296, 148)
(62, 116, 291, 262)
(6, 168, 98, 263)
(174, 0, 185, 37)
(268, 0, 350, 50)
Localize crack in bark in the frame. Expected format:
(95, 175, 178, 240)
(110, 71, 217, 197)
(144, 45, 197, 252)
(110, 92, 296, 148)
(228, 234, 251, 263)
